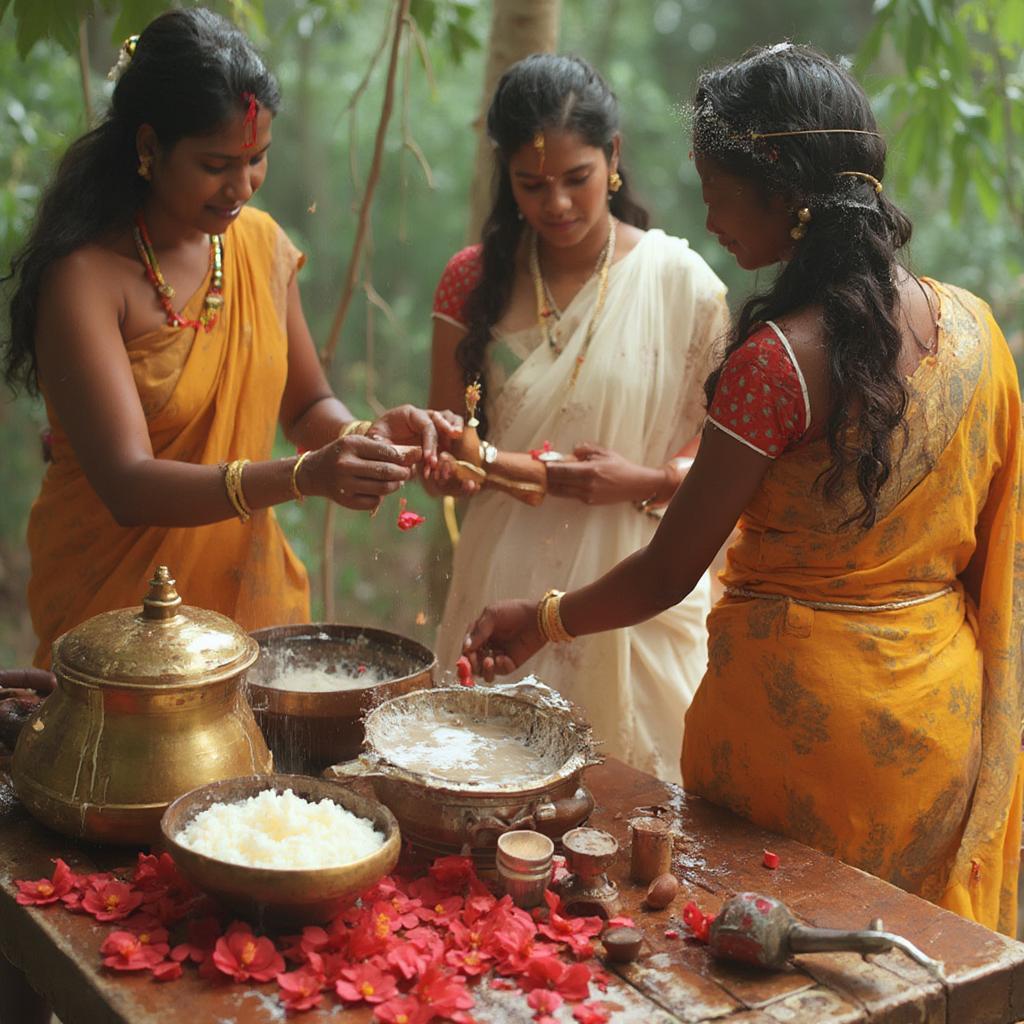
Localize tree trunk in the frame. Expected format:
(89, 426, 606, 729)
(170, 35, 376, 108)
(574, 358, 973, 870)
(465, 0, 560, 242)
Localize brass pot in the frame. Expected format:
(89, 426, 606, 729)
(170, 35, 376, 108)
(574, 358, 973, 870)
(12, 567, 271, 845)
(328, 682, 602, 869)
(247, 624, 435, 773)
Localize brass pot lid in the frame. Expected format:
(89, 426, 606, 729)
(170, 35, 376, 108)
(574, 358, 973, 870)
(53, 566, 258, 689)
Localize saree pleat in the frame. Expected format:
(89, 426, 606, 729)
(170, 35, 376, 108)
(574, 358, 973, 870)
(437, 230, 728, 783)
(28, 207, 310, 667)
(683, 282, 1023, 933)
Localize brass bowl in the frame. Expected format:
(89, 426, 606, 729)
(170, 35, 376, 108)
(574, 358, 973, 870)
(160, 774, 400, 925)
(246, 625, 435, 773)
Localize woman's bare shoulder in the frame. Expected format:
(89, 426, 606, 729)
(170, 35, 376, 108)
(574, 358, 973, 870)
(42, 238, 130, 294)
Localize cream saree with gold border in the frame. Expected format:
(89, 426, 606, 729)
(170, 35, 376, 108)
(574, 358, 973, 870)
(437, 229, 728, 784)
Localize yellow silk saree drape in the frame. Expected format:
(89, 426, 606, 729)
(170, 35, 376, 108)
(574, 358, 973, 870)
(28, 207, 309, 667)
(683, 282, 1024, 934)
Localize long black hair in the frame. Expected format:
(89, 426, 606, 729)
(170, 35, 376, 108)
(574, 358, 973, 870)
(458, 53, 649, 437)
(694, 44, 914, 528)
(3, 7, 280, 394)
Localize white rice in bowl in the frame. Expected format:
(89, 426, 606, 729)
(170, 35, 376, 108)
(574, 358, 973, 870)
(174, 788, 385, 870)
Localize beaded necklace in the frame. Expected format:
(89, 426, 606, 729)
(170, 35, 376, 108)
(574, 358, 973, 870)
(529, 214, 617, 392)
(132, 211, 224, 332)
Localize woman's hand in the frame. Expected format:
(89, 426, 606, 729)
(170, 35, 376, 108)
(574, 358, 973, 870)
(462, 598, 545, 681)
(423, 452, 481, 499)
(545, 442, 664, 506)
(298, 434, 420, 512)
(369, 405, 463, 478)
(0, 669, 57, 754)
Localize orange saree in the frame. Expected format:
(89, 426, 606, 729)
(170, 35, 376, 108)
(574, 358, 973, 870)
(27, 206, 310, 667)
(683, 282, 1024, 934)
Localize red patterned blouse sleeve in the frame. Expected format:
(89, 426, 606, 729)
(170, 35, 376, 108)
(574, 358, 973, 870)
(432, 245, 483, 329)
(706, 322, 810, 458)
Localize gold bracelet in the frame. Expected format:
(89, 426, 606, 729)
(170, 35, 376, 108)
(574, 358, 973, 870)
(538, 589, 575, 643)
(339, 419, 373, 439)
(291, 451, 311, 503)
(550, 592, 575, 642)
(224, 459, 252, 522)
(536, 594, 550, 643)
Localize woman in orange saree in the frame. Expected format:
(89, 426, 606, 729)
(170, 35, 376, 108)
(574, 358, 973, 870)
(4, 9, 457, 669)
(461, 44, 1023, 935)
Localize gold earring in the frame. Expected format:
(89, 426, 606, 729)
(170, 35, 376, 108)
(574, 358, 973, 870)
(608, 171, 622, 193)
(790, 206, 811, 240)
(137, 154, 152, 181)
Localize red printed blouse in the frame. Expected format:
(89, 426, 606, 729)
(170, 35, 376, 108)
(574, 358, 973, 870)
(706, 321, 810, 458)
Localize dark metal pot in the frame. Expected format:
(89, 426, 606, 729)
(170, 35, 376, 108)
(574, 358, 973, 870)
(246, 624, 435, 774)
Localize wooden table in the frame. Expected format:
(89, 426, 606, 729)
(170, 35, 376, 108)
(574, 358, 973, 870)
(2, 758, 1023, 1023)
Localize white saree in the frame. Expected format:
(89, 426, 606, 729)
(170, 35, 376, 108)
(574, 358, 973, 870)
(436, 229, 728, 783)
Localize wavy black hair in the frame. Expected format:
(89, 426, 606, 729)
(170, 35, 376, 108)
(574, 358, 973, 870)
(694, 43, 914, 528)
(3, 7, 280, 394)
(458, 53, 649, 437)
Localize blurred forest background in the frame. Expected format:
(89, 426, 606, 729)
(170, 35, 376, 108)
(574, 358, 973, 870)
(1, 0, 1021, 667)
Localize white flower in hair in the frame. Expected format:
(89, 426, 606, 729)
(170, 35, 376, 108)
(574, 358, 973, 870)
(107, 35, 139, 83)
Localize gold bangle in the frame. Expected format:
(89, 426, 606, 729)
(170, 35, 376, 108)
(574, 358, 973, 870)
(291, 451, 310, 503)
(551, 592, 574, 642)
(538, 589, 574, 643)
(224, 459, 252, 522)
(537, 593, 550, 643)
(339, 419, 372, 439)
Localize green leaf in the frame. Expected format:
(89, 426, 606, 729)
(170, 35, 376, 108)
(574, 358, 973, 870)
(410, 0, 437, 37)
(947, 136, 969, 221)
(914, 0, 937, 29)
(445, 21, 478, 65)
(854, 17, 888, 72)
(107, 0, 167, 48)
(11, 0, 89, 58)
(969, 160, 1002, 221)
(951, 94, 986, 120)
(996, 0, 1024, 45)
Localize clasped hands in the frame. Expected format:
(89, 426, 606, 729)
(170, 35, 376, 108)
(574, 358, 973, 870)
(297, 404, 464, 512)
(431, 441, 665, 506)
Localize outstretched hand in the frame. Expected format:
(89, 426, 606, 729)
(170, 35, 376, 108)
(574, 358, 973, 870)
(545, 442, 659, 505)
(369, 405, 463, 477)
(462, 598, 546, 681)
(300, 434, 420, 512)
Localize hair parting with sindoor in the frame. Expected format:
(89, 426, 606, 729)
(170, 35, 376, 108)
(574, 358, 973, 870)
(695, 44, 915, 528)
(457, 53, 648, 438)
(3, 7, 280, 394)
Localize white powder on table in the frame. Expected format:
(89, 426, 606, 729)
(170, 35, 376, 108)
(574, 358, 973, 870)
(175, 788, 384, 869)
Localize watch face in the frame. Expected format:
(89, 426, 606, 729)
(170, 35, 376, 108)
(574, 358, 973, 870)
(537, 450, 566, 463)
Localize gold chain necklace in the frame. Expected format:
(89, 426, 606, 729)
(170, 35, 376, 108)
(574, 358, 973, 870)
(529, 214, 617, 392)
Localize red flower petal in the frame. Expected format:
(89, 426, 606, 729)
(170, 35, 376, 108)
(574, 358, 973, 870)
(762, 849, 780, 870)
(455, 656, 475, 687)
(151, 960, 183, 982)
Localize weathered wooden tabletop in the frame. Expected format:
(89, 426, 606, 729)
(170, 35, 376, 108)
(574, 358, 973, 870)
(2, 758, 1022, 1024)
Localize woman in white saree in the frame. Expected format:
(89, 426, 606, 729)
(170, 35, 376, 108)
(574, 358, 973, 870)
(429, 55, 727, 783)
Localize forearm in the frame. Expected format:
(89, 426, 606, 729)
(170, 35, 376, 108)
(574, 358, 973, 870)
(104, 456, 304, 528)
(282, 394, 354, 452)
(558, 543, 696, 638)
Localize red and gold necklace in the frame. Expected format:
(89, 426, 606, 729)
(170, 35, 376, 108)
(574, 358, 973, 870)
(132, 211, 224, 331)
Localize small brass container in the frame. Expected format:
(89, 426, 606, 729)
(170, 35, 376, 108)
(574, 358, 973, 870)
(13, 567, 271, 845)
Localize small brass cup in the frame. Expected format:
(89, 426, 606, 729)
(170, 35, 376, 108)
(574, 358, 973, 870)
(496, 830, 554, 909)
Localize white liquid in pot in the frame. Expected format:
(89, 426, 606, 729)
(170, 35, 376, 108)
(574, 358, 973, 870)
(262, 666, 384, 692)
(382, 714, 548, 784)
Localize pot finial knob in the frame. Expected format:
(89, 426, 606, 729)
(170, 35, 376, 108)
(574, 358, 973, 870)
(142, 566, 182, 621)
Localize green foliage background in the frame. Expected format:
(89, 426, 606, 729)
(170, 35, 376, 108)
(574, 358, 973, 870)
(0, 0, 1020, 666)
